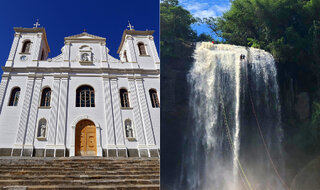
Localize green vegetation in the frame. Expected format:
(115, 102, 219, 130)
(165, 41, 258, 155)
(160, 0, 214, 58)
(160, 0, 197, 58)
(161, 0, 320, 183)
(207, 0, 320, 91)
(207, 0, 320, 58)
(196, 33, 213, 42)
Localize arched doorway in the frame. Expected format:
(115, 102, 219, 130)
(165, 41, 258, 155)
(75, 119, 97, 156)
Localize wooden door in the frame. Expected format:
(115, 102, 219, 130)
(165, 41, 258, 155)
(75, 120, 97, 156)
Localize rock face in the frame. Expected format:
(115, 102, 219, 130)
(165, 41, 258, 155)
(160, 44, 195, 189)
(0, 157, 159, 189)
(294, 92, 310, 120)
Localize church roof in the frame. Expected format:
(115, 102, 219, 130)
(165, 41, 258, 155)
(117, 30, 154, 53)
(64, 32, 106, 41)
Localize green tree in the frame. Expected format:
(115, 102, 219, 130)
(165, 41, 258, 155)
(206, 0, 320, 92)
(207, 0, 319, 61)
(160, 0, 197, 58)
(197, 33, 214, 42)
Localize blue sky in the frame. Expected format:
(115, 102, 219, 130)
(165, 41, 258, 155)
(179, 0, 231, 36)
(0, 0, 159, 68)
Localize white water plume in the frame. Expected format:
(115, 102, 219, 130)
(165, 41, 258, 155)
(180, 42, 284, 190)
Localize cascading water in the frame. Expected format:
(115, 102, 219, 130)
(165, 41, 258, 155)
(178, 42, 284, 190)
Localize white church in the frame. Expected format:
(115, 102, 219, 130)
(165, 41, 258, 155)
(0, 22, 160, 158)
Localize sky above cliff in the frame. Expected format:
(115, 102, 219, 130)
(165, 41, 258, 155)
(179, 0, 231, 36)
(0, 0, 159, 69)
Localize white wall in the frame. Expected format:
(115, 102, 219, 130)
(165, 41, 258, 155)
(0, 29, 160, 156)
(0, 75, 27, 148)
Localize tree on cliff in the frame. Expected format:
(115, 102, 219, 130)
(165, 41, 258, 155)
(205, 0, 320, 119)
(205, 0, 320, 89)
(160, 0, 197, 58)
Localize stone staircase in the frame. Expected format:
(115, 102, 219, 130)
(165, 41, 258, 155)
(0, 157, 160, 189)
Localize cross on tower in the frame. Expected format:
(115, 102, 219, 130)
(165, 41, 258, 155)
(33, 19, 40, 28)
(83, 28, 87, 33)
(127, 21, 134, 30)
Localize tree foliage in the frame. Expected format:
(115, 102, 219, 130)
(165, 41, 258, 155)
(214, 1, 319, 53)
(160, 0, 197, 58)
(207, 0, 320, 91)
(197, 33, 214, 42)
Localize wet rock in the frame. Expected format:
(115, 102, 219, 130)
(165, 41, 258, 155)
(294, 92, 310, 120)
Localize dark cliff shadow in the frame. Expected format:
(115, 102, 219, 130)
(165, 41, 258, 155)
(160, 43, 195, 189)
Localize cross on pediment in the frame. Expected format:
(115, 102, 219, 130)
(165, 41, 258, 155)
(127, 21, 134, 30)
(33, 19, 40, 28)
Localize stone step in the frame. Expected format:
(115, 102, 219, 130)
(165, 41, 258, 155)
(0, 179, 160, 186)
(2, 159, 159, 162)
(0, 162, 160, 166)
(0, 174, 159, 180)
(0, 165, 159, 170)
(0, 157, 159, 161)
(4, 185, 160, 189)
(0, 170, 159, 176)
(0, 161, 160, 166)
(1, 160, 159, 163)
(1, 164, 159, 168)
(0, 165, 159, 169)
(0, 157, 160, 188)
(0, 169, 159, 175)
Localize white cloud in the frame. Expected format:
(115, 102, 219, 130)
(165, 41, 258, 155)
(194, 9, 217, 18)
(214, 4, 230, 13)
(185, 2, 208, 11)
(180, 0, 231, 19)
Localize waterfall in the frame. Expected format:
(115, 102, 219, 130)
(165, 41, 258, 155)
(179, 42, 284, 190)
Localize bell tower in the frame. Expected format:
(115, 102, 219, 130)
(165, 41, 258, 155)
(117, 22, 160, 69)
(6, 20, 50, 67)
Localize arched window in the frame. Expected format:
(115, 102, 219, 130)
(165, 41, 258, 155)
(37, 118, 47, 138)
(124, 119, 134, 138)
(123, 50, 128, 62)
(40, 87, 51, 107)
(76, 85, 95, 107)
(9, 87, 20, 106)
(137, 42, 146, 55)
(21, 40, 31, 53)
(120, 88, 130, 108)
(149, 89, 160, 108)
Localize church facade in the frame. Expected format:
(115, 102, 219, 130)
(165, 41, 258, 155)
(0, 26, 160, 157)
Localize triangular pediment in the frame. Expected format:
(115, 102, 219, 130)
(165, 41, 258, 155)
(64, 32, 106, 41)
(78, 35, 93, 39)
